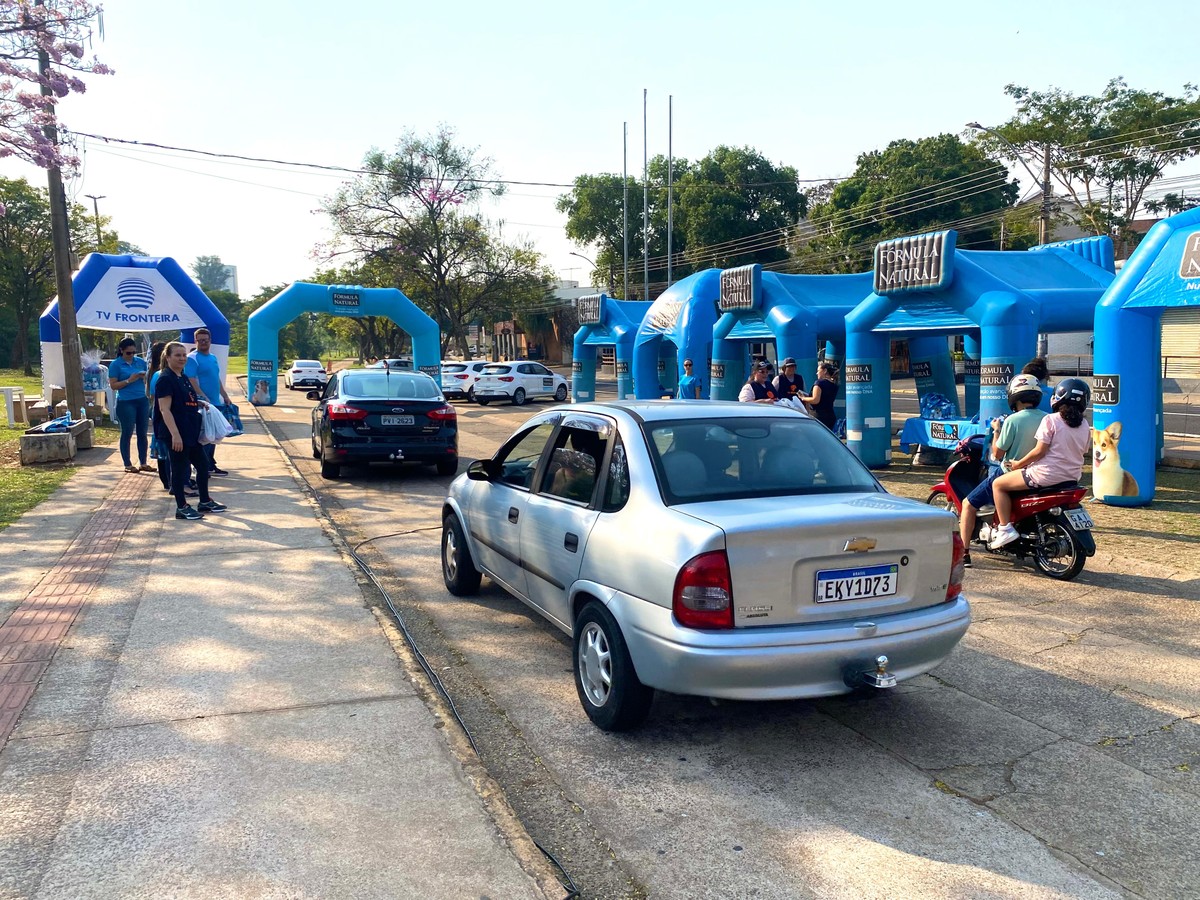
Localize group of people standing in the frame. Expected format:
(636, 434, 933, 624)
(734, 357, 840, 431)
(107, 328, 230, 522)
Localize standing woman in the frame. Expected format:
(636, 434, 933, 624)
(146, 342, 171, 491)
(676, 358, 701, 400)
(108, 337, 152, 474)
(799, 362, 839, 431)
(153, 341, 227, 521)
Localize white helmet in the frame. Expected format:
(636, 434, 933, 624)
(1006, 373, 1042, 411)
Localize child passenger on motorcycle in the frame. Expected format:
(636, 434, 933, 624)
(959, 374, 1045, 565)
(988, 379, 1093, 550)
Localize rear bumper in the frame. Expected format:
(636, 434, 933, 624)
(327, 438, 457, 464)
(609, 593, 971, 700)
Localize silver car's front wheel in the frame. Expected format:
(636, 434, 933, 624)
(573, 601, 653, 731)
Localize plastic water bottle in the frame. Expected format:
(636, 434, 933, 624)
(65, 407, 72, 424)
(80, 407, 87, 425)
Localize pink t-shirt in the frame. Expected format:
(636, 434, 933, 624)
(1026, 413, 1091, 487)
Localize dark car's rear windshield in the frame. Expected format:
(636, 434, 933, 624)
(646, 416, 881, 503)
(481, 365, 511, 375)
(340, 373, 441, 399)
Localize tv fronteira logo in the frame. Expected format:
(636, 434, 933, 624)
(93, 276, 181, 324)
(117, 278, 155, 309)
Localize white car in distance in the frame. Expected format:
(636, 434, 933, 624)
(284, 359, 329, 390)
(440, 360, 492, 402)
(473, 361, 569, 406)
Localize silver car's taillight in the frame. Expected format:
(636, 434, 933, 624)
(673, 551, 733, 629)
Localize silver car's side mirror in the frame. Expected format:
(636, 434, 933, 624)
(467, 459, 494, 481)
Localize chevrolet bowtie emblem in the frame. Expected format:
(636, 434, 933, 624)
(844, 537, 876, 552)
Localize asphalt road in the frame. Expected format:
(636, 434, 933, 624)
(258, 391, 1198, 899)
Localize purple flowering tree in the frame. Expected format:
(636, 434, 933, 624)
(0, 0, 111, 173)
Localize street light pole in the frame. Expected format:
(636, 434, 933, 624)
(84, 193, 105, 250)
(569, 251, 613, 293)
(966, 122, 1052, 245)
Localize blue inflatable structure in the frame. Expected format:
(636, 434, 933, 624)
(709, 265, 871, 425)
(39, 254, 229, 403)
(570, 293, 653, 402)
(631, 270, 723, 399)
(846, 230, 1115, 467)
(1093, 206, 1200, 506)
(247, 283, 439, 406)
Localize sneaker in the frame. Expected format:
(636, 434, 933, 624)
(988, 524, 1019, 550)
(186, 479, 198, 490)
(962, 550, 973, 568)
(138, 464, 155, 472)
(209, 466, 230, 476)
(175, 505, 204, 521)
(184, 487, 200, 498)
(198, 500, 228, 513)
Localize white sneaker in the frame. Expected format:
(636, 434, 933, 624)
(989, 524, 1019, 550)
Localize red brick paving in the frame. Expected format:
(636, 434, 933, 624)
(0, 471, 152, 745)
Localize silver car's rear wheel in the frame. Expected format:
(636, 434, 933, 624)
(573, 601, 653, 731)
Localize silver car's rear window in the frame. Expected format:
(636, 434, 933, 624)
(646, 417, 882, 503)
(340, 373, 440, 399)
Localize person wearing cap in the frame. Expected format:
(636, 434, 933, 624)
(738, 360, 778, 403)
(773, 357, 805, 400)
(676, 358, 701, 400)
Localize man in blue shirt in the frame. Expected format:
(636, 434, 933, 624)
(184, 327, 231, 475)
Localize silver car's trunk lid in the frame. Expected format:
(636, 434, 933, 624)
(680, 492, 957, 627)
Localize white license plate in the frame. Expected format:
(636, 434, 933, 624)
(1064, 508, 1094, 529)
(815, 564, 898, 603)
(381, 415, 414, 426)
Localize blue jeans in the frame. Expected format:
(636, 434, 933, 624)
(115, 396, 150, 467)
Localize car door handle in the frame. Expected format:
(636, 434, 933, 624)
(508, 507, 519, 523)
(564, 533, 578, 552)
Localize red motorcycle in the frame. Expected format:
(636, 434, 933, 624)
(927, 433, 1096, 580)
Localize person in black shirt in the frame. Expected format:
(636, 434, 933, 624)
(772, 357, 804, 400)
(154, 342, 227, 521)
(800, 362, 839, 430)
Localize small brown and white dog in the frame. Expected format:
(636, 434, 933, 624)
(1092, 422, 1139, 499)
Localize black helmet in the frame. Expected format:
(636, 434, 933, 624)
(1051, 377, 1090, 411)
(1006, 373, 1042, 411)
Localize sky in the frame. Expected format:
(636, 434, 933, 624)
(3, 0, 1197, 299)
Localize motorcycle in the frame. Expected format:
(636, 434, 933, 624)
(927, 433, 1096, 580)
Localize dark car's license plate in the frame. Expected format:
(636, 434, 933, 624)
(815, 564, 898, 602)
(381, 414, 414, 426)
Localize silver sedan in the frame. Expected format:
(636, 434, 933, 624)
(441, 401, 969, 731)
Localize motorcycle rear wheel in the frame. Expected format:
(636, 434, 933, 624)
(1032, 519, 1086, 580)
(925, 490, 958, 523)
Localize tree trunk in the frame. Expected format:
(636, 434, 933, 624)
(14, 310, 34, 376)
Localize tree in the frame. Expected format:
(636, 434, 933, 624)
(557, 146, 805, 297)
(0, 0, 111, 171)
(192, 255, 230, 292)
(980, 79, 1200, 242)
(798, 134, 1018, 272)
(321, 127, 551, 357)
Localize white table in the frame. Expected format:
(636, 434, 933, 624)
(1, 386, 27, 427)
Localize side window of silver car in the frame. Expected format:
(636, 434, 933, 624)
(496, 423, 556, 490)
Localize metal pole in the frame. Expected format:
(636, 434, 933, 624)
(622, 122, 628, 301)
(37, 2, 85, 415)
(1040, 143, 1052, 245)
(642, 89, 649, 302)
(667, 95, 673, 287)
(85, 193, 105, 249)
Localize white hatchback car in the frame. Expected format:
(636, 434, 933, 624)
(284, 359, 328, 390)
(440, 360, 491, 402)
(473, 361, 569, 406)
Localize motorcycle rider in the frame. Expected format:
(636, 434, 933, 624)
(989, 378, 1093, 550)
(959, 374, 1046, 565)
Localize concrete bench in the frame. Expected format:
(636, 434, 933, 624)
(19, 420, 93, 465)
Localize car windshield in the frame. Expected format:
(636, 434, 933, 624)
(340, 373, 440, 399)
(646, 417, 882, 504)
(294, 360, 322, 368)
(481, 365, 511, 375)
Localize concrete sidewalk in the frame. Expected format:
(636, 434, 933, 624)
(0, 417, 559, 898)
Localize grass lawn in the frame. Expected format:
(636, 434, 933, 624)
(0, 368, 123, 530)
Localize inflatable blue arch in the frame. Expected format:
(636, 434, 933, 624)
(1093, 206, 1200, 506)
(846, 230, 1114, 467)
(571, 293, 652, 401)
(247, 283, 439, 406)
(39, 254, 230, 401)
(631, 269, 722, 399)
(709, 265, 872, 425)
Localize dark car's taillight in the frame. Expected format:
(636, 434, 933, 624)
(426, 405, 457, 422)
(947, 533, 965, 600)
(327, 403, 368, 421)
(673, 551, 733, 629)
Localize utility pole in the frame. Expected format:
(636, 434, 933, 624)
(84, 193, 105, 250)
(642, 88, 649, 303)
(38, 3, 86, 416)
(1039, 143, 1052, 245)
(667, 94, 673, 287)
(622, 122, 628, 301)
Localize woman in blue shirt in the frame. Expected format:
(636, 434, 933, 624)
(108, 337, 152, 474)
(676, 358, 701, 400)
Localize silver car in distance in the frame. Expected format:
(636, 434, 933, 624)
(441, 401, 969, 731)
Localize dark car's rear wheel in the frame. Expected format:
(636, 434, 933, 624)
(555, 384, 568, 401)
(512, 387, 526, 406)
(320, 457, 340, 479)
(573, 601, 653, 731)
(442, 515, 482, 595)
(435, 457, 458, 476)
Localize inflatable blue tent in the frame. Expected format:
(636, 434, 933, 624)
(246, 283, 440, 406)
(845, 231, 1115, 467)
(631, 269, 722, 400)
(1092, 206, 1200, 506)
(571, 294, 653, 401)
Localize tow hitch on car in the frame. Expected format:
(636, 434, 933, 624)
(861, 655, 897, 689)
